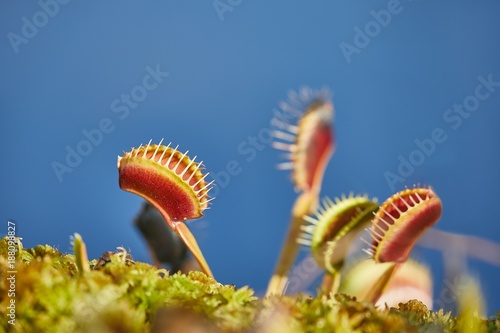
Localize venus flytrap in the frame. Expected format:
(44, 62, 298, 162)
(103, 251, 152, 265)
(266, 88, 335, 296)
(298, 194, 378, 293)
(367, 187, 442, 263)
(117, 140, 215, 277)
(359, 186, 442, 304)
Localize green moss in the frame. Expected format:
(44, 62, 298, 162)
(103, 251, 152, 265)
(0, 237, 497, 332)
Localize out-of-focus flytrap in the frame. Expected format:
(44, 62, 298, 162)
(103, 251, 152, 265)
(266, 87, 335, 296)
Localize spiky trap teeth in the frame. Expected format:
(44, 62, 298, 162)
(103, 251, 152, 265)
(299, 193, 378, 273)
(118, 139, 214, 225)
(367, 186, 442, 263)
(271, 87, 335, 193)
(118, 139, 215, 278)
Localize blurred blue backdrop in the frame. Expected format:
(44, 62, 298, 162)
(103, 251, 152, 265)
(1, 1, 499, 315)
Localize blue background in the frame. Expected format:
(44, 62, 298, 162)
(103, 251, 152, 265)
(1, 1, 499, 315)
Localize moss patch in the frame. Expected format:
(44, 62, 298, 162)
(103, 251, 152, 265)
(1, 237, 498, 332)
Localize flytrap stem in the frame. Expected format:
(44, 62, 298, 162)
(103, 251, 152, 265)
(362, 262, 399, 304)
(266, 191, 318, 296)
(321, 269, 342, 294)
(174, 222, 214, 278)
